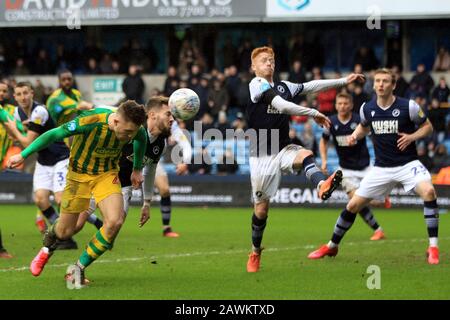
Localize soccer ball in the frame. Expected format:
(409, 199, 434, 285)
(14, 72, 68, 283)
(169, 88, 200, 121)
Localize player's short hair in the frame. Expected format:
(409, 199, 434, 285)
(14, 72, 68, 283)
(58, 69, 73, 79)
(117, 100, 146, 126)
(336, 92, 353, 103)
(374, 68, 396, 84)
(14, 82, 33, 91)
(251, 46, 275, 64)
(145, 96, 169, 112)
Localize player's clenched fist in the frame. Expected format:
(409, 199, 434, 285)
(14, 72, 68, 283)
(7, 153, 24, 169)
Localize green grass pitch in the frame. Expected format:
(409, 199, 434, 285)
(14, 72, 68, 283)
(0, 205, 448, 300)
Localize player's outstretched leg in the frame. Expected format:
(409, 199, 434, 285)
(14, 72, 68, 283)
(247, 212, 267, 272)
(308, 195, 370, 259)
(161, 195, 179, 237)
(318, 170, 343, 201)
(358, 207, 385, 241)
(30, 223, 59, 276)
(297, 153, 342, 201)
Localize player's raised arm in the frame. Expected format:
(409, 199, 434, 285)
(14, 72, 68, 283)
(300, 73, 365, 95)
(249, 77, 330, 128)
(7, 116, 89, 168)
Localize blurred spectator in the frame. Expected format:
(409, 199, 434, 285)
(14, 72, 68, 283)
(237, 39, 253, 73)
(118, 39, 131, 73)
(288, 128, 303, 146)
(189, 147, 212, 175)
(427, 98, 448, 144)
(289, 34, 306, 68)
(129, 38, 150, 72)
(410, 63, 434, 98)
(216, 110, 231, 136)
(392, 65, 409, 98)
(386, 40, 402, 69)
(417, 144, 433, 172)
(217, 150, 238, 175)
(0, 45, 7, 76)
(236, 72, 251, 112)
(99, 53, 114, 74)
(122, 64, 145, 104)
(207, 79, 229, 119)
(316, 74, 337, 116)
(178, 40, 195, 76)
(231, 112, 247, 136)
(33, 49, 53, 74)
(55, 43, 70, 71)
(432, 46, 450, 72)
(111, 59, 121, 74)
(84, 39, 102, 64)
(222, 36, 238, 68)
(298, 121, 319, 156)
(288, 60, 307, 84)
(352, 84, 369, 112)
(363, 70, 375, 98)
(435, 166, 450, 185)
(195, 75, 210, 119)
(33, 79, 47, 104)
(189, 64, 202, 87)
(225, 65, 241, 108)
(432, 77, 450, 103)
(200, 112, 215, 135)
(13, 58, 30, 75)
(164, 66, 180, 96)
(353, 46, 379, 71)
(85, 58, 101, 74)
(433, 144, 450, 173)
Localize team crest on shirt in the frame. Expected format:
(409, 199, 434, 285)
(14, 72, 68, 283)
(277, 85, 285, 93)
(371, 111, 375, 117)
(67, 120, 76, 132)
(392, 109, 400, 117)
(334, 124, 339, 130)
(153, 146, 160, 155)
(418, 107, 425, 118)
(350, 122, 357, 130)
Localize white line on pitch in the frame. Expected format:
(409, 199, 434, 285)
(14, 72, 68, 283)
(1, 236, 448, 273)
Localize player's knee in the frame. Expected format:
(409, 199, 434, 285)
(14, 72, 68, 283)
(346, 198, 362, 213)
(57, 225, 76, 239)
(34, 194, 49, 209)
(159, 188, 170, 198)
(422, 186, 437, 201)
(104, 216, 124, 233)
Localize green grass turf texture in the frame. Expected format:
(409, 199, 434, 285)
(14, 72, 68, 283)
(0, 205, 448, 300)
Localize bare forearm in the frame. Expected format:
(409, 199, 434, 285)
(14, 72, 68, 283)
(352, 124, 370, 140)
